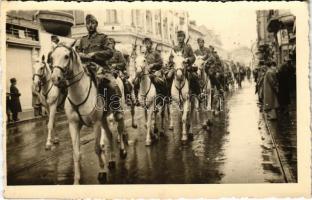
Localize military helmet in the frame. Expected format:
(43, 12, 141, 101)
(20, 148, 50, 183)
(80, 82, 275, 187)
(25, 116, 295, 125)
(177, 30, 186, 37)
(85, 14, 98, 23)
(197, 37, 204, 43)
(142, 37, 152, 44)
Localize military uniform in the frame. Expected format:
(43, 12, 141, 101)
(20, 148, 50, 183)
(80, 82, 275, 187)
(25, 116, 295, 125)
(174, 43, 200, 96)
(77, 32, 123, 114)
(108, 48, 135, 105)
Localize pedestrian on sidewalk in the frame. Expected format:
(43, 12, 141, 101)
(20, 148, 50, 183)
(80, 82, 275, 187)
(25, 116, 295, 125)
(277, 58, 292, 114)
(32, 83, 42, 117)
(9, 78, 22, 122)
(263, 61, 279, 120)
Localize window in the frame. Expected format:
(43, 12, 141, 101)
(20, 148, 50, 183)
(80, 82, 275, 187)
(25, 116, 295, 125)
(105, 9, 118, 25)
(146, 11, 153, 34)
(6, 24, 39, 41)
(163, 17, 168, 39)
(179, 17, 185, 26)
(154, 10, 161, 36)
(74, 11, 85, 25)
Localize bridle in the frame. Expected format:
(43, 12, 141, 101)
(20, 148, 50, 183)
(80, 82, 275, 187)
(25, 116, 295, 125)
(135, 60, 152, 101)
(51, 44, 85, 88)
(33, 62, 49, 86)
(51, 43, 93, 127)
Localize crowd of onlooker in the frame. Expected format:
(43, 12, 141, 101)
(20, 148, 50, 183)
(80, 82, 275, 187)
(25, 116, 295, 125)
(253, 53, 296, 120)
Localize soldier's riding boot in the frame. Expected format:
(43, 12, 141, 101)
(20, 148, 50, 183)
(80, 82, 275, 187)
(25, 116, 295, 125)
(188, 72, 202, 99)
(123, 79, 135, 106)
(132, 76, 140, 106)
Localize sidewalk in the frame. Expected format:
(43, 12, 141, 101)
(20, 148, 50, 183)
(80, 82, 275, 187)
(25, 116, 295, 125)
(6, 109, 65, 127)
(263, 98, 297, 183)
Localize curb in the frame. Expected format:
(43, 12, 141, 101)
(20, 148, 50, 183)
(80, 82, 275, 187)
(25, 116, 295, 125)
(6, 112, 66, 128)
(262, 112, 296, 183)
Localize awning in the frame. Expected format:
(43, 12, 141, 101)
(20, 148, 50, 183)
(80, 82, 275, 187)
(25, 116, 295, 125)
(267, 14, 295, 33)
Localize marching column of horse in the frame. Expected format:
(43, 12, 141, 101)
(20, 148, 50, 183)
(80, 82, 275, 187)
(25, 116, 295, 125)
(32, 14, 249, 184)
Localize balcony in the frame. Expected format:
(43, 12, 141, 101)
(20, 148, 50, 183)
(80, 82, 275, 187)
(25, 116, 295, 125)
(37, 10, 74, 36)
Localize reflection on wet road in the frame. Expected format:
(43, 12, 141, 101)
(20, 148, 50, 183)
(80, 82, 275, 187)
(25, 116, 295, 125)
(7, 80, 285, 185)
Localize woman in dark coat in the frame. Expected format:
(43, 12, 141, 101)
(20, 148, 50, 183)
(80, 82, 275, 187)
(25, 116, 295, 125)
(10, 78, 22, 121)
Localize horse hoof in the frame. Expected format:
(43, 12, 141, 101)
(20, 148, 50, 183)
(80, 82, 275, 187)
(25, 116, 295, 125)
(181, 139, 188, 145)
(145, 140, 152, 146)
(202, 124, 207, 130)
(159, 131, 165, 137)
(97, 172, 107, 184)
(45, 144, 52, 151)
(120, 149, 127, 159)
(53, 138, 60, 144)
(108, 161, 116, 170)
(168, 126, 174, 131)
(153, 127, 158, 134)
(188, 133, 194, 141)
(132, 124, 138, 129)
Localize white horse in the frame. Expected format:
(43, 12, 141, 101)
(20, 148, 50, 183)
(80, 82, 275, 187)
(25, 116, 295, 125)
(194, 55, 212, 111)
(131, 53, 166, 146)
(32, 55, 66, 150)
(167, 51, 192, 144)
(50, 42, 127, 184)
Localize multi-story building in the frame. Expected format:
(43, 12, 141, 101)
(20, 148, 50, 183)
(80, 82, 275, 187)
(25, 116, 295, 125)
(6, 10, 74, 110)
(71, 9, 189, 55)
(256, 10, 295, 66)
(188, 20, 205, 50)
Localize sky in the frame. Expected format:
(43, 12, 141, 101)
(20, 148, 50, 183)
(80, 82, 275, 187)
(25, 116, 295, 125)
(188, 7, 257, 51)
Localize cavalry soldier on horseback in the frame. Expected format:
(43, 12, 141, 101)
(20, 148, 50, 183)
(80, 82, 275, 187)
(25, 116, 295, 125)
(106, 38, 135, 105)
(133, 37, 168, 102)
(76, 14, 124, 121)
(173, 30, 200, 97)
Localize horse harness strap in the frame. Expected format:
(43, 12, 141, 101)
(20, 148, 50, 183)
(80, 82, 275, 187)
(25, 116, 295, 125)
(140, 74, 152, 108)
(67, 75, 93, 127)
(175, 79, 186, 109)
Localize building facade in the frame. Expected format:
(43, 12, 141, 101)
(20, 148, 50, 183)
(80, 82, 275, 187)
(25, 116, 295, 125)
(71, 9, 189, 55)
(6, 10, 74, 110)
(256, 10, 295, 66)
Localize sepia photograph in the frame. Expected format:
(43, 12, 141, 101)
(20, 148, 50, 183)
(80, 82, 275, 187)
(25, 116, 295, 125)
(1, 1, 310, 198)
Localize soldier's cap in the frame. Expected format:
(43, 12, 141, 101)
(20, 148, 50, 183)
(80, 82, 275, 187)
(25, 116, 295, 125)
(142, 37, 152, 44)
(108, 38, 116, 45)
(86, 14, 98, 23)
(197, 37, 204, 43)
(177, 30, 186, 37)
(10, 78, 16, 83)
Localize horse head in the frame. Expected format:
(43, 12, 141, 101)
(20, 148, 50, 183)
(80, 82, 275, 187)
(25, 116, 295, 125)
(194, 55, 206, 77)
(51, 40, 80, 86)
(171, 51, 185, 81)
(33, 55, 50, 87)
(132, 52, 147, 77)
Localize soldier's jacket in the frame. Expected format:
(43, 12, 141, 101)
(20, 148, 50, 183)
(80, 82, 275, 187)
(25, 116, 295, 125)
(107, 50, 126, 71)
(194, 47, 211, 61)
(144, 50, 163, 71)
(77, 32, 113, 69)
(173, 43, 195, 66)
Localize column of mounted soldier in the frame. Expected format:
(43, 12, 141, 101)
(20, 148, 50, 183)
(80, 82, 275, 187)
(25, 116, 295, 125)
(70, 14, 243, 116)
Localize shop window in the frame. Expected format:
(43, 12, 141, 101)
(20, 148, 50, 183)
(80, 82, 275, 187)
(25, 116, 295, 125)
(105, 9, 118, 25)
(74, 11, 85, 25)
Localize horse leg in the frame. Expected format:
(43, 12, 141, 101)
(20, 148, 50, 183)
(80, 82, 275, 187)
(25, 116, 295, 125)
(45, 103, 56, 150)
(101, 119, 117, 168)
(69, 122, 82, 185)
(115, 114, 127, 159)
(168, 103, 174, 130)
(159, 105, 165, 137)
(145, 107, 153, 146)
(181, 101, 189, 145)
(131, 103, 137, 128)
(95, 121, 109, 184)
